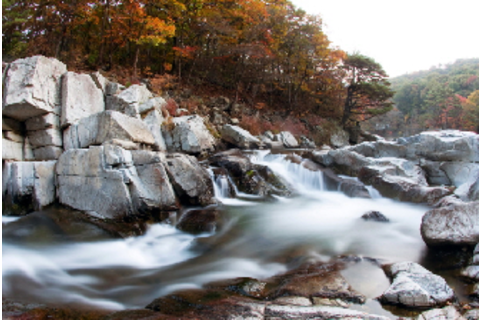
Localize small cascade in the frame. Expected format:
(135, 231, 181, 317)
(366, 185, 382, 199)
(249, 151, 326, 192)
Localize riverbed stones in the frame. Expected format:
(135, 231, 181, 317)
(63, 110, 155, 150)
(3, 161, 57, 215)
(61, 71, 105, 127)
(162, 115, 216, 154)
(176, 207, 222, 234)
(421, 201, 479, 247)
(3, 56, 67, 121)
(220, 124, 262, 149)
(379, 261, 455, 308)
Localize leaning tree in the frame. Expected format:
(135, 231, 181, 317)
(341, 53, 394, 127)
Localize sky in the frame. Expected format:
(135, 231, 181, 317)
(289, 0, 480, 78)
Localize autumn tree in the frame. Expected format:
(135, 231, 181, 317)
(341, 53, 394, 126)
(462, 90, 479, 132)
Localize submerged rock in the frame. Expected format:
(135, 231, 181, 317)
(176, 207, 223, 234)
(362, 211, 390, 222)
(378, 261, 455, 308)
(421, 201, 479, 247)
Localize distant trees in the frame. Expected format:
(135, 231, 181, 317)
(391, 58, 479, 133)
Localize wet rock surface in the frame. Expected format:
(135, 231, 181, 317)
(421, 201, 479, 247)
(379, 261, 455, 308)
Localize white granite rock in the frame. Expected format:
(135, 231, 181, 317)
(279, 131, 299, 148)
(107, 84, 153, 118)
(61, 71, 105, 127)
(3, 56, 66, 121)
(379, 261, 455, 308)
(421, 201, 479, 246)
(63, 111, 155, 150)
(3, 161, 57, 215)
(163, 115, 216, 154)
(220, 124, 262, 149)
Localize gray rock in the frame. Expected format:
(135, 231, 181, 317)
(162, 115, 216, 154)
(33, 146, 63, 161)
(3, 161, 56, 215)
(463, 309, 479, 320)
(2, 117, 22, 132)
(139, 97, 166, 115)
(25, 113, 60, 131)
(279, 131, 299, 148)
(421, 201, 479, 246)
(362, 210, 389, 222)
(220, 124, 262, 149)
(300, 135, 316, 149)
(128, 159, 177, 213)
(3, 130, 24, 143)
(330, 129, 349, 148)
(61, 71, 105, 127)
(63, 110, 155, 150)
(2, 138, 25, 161)
(27, 128, 62, 148)
(379, 261, 455, 308)
(265, 305, 391, 320)
(90, 71, 109, 92)
(56, 146, 178, 220)
(415, 306, 467, 320)
(3, 56, 66, 121)
(142, 109, 167, 151)
(107, 84, 153, 118)
(164, 153, 215, 206)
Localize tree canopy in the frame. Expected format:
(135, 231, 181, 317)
(3, 0, 393, 128)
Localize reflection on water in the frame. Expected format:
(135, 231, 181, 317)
(2, 150, 430, 310)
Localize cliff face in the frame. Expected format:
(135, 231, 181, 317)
(2, 55, 309, 219)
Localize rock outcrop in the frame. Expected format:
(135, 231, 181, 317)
(378, 261, 455, 308)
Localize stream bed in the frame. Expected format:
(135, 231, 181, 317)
(2, 150, 433, 314)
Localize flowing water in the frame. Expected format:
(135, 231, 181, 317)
(2, 150, 431, 312)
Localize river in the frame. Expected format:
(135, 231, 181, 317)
(2, 150, 431, 312)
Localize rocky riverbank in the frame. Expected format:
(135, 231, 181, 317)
(2, 56, 479, 320)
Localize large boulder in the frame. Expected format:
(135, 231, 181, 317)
(378, 261, 455, 308)
(164, 153, 215, 206)
(63, 110, 155, 150)
(3, 56, 67, 121)
(220, 124, 262, 149)
(56, 146, 177, 220)
(2, 161, 57, 215)
(162, 115, 216, 154)
(61, 71, 105, 127)
(278, 131, 299, 148)
(2, 118, 33, 161)
(421, 201, 479, 247)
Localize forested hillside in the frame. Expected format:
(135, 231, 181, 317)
(3, 0, 396, 143)
(392, 59, 479, 134)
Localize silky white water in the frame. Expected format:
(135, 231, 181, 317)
(2, 150, 430, 310)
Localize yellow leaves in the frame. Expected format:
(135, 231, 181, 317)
(137, 16, 175, 46)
